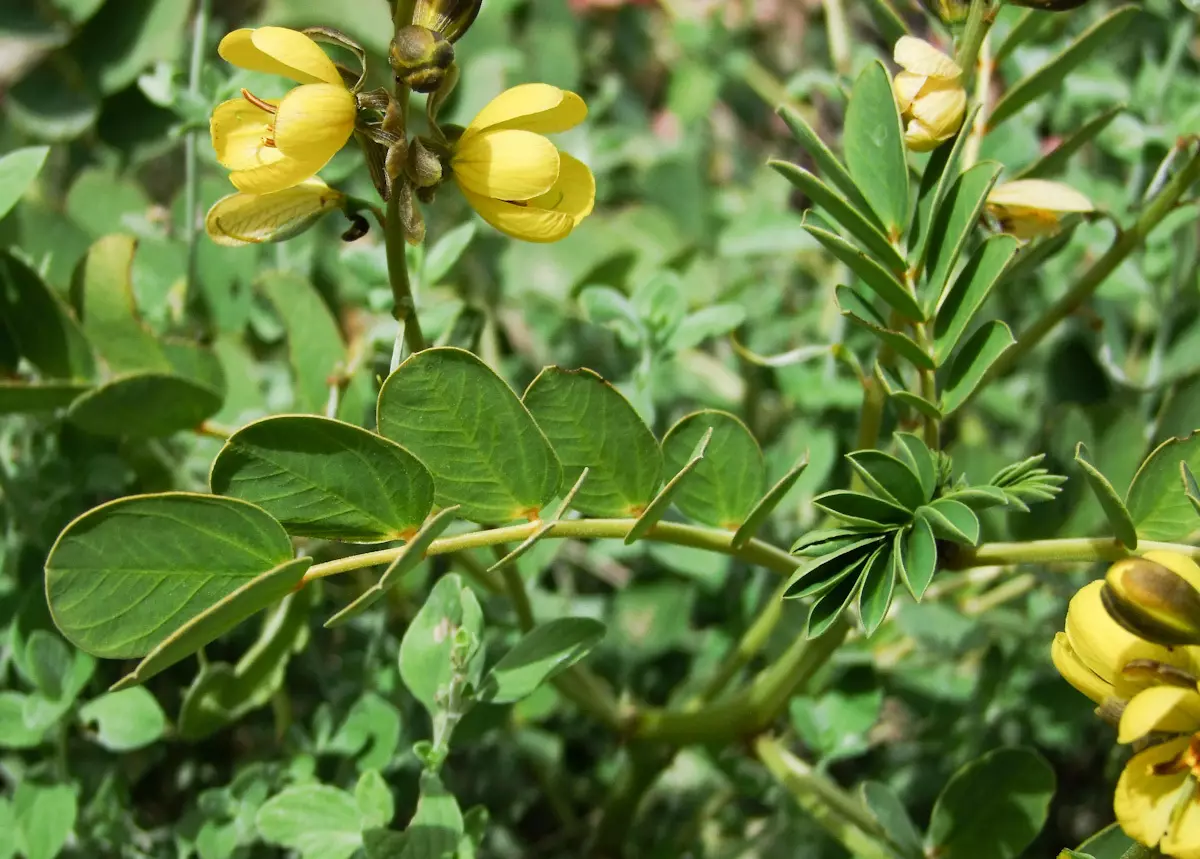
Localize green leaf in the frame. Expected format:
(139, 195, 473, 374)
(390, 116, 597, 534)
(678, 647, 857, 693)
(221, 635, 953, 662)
(0, 797, 13, 859)
(667, 304, 748, 352)
(921, 163, 1002, 309)
(110, 556, 311, 692)
(909, 106, 978, 266)
(926, 747, 1055, 859)
(257, 785, 364, 859)
(328, 692, 403, 772)
(1183, 463, 1200, 518)
(777, 106, 880, 229)
(840, 304, 934, 371)
(211, 415, 435, 543)
(917, 498, 980, 545)
(0, 693, 46, 749)
(402, 772, 464, 859)
(861, 781, 925, 859)
(807, 557, 866, 638)
(843, 60, 909, 237)
(894, 433, 937, 501)
(993, 8, 1048, 65)
(933, 235, 1019, 364)
(422, 222, 476, 284)
(523, 367, 662, 517)
(815, 490, 912, 527)
(625, 428, 712, 544)
(988, 6, 1140, 129)
(25, 631, 74, 702)
(45, 492, 296, 659)
(0, 381, 91, 414)
(6, 58, 100, 142)
(1072, 823, 1137, 859)
(14, 782, 76, 859)
(76, 0, 192, 95)
(378, 347, 562, 523)
(939, 321, 1016, 415)
(355, 771, 394, 830)
(786, 537, 884, 599)
(480, 618, 606, 704)
(1127, 432, 1200, 541)
(259, 271, 368, 418)
(892, 390, 944, 421)
(398, 574, 484, 720)
(0, 146, 50, 221)
(732, 455, 809, 549)
(1075, 442, 1137, 549)
(857, 542, 895, 636)
(66, 371, 223, 437)
(325, 506, 461, 627)
(78, 687, 166, 751)
(0, 251, 95, 380)
(769, 161, 905, 272)
(1015, 106, 1124, 181)
(846, 451, 927, 510)
(662, 410, 765, 529)
(72, 234, 170, 373)
(806, 226, 923, 321)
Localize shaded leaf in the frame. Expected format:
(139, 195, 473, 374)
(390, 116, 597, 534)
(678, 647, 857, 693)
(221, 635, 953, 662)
(846, 450, 928, 510)
(732, 455, 809, 549)
(777, 106, 880, 228)
(0, 251, 95, 380)
(939, 321, 1016, 415)
(480, 618, 606, 704)
(1127, 432, 1200, 541)
(857, 543, 896, 636)
(1075, 442, 1137, 549)
(0, 381, 90, 415)
(662, 410, 765, 529)
(921, 163, 1002, 309)
(815, 490, 912, 527)
(807, 557, 865, 638)
(67, 372, 223, 437)
(78, 687, 166, 751)
(807, 226, 922, 320)
(917, 498, 980, 545)
(625, 428, 712, 544)
(398, 574, 484, 720)
(896, 519, 937, 601)
(786, 537, 884, 599)
(0, 146, 50, 221)
(933, 235, 1019, 364)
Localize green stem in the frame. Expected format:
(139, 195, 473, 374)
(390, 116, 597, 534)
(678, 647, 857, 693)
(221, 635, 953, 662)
(950, 537, 1200, 568)
(961, 30, 991, 170)
(954, 0, 994, 88)
(590, 742, 674, 857)
(303, 518, 800, 584)
(182, 0, 212, 314)
(384, 181, 427, 360)
(754, 735, 896, 859)
(501, 565, 535, 631)
(973, 146, 1200, 399)
(696, 579, 788, 703)
(822, 0, 852, 77)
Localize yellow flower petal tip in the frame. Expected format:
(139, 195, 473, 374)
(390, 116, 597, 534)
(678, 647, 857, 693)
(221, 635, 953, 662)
(986, 179, 1094, 240)
(211, 27, 356, 196)
(452, 85, 595, 243)
(891, 37, 965, 152)
(205, 179, 343, 247)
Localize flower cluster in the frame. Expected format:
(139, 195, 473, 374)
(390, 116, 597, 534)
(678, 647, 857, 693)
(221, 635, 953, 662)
(205, 22, 595, 247)
(1054, 551, 1200, 858)
(891, 36, 966, 152)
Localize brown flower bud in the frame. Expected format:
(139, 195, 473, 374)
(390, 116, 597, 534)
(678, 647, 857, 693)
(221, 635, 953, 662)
(390, 25, 455, 93)
(1102, 554, 1200, 648)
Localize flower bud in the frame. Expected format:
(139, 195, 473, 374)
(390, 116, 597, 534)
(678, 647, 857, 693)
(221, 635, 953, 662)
(205, 179, 343, 247)
(917, 0, 971, 27)
(1102, 553, 1200, 648)
(410, 0, 483, 44)
(985, 179, 1094, 240)
(407, 138, 444, 188)
(390, 25, 455, 93)
(892, 37, 967, 152)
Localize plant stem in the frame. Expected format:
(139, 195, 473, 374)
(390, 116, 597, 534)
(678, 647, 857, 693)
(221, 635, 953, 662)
(303, 518, 800, 584)
(182, 0, 211, 315)
(950, 537, 1200, 568)
(973, 146, 1200, 398)
(823, 0, 852, 77)
(384, 181, 427, 360)
(955, 0, 994, 88)
(962, 29, 992, 169)
(590, 742, 674, 857)
(501, 565, 536, 631)
(696, 579, 788, 703)
(754, 735, 897, 859)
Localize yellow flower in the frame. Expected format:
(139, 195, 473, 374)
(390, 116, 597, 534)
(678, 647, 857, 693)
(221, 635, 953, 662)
(892, 36, 966, 152)
(1054, 553, 1200, 858)
(986, 179, 1094, 240)
(211, 27, 357, 194)
(1052, 578, 1200, 707)
(450, 83, 595, 243)
(205, 178, 344, 246)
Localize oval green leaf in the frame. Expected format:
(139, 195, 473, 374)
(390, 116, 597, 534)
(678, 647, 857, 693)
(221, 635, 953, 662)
(0, 146, 50, 221)
(815, 490, 912, 527)
(939, 321, 1016, 415)
(844, 60, 909, 236)
(211, 415, 434, 543)
(480, 617, 606, 704)
(807, 226, 923, 321)
(921, 162, 1002, 309)
(857, 542, 895, 636)
(895, 519, 937, 601)
(399, 573, 485, 719)
(662, 410, 765, 529)
(777, 106, 880, 228)
(1126, 432, 1200, 542)
(378, 347, 562, 523)
(67, 371, 223, 437)
(0, 381, 91, 414)
(918, 498, 980, 545)
(523, 367, 662, 517)
(846, 450, 927, 510)
(45, 492, 296, 659)
(933, 235, 1019, 364)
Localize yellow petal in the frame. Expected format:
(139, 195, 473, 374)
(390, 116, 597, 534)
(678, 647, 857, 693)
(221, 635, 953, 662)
(1119, 686, 1200, 744)
(1145, 551, 1200, 592)
(894, 36, 961, 80)
(218, 27, 342, 85)
(205, 179, 343, 246)
(529, 152, 595, 224)
(459, 188, 576, 243)
(988, 179, 1094, 214)
(893, 72, 927, 113)
(1051, 631, 1114, 705)
(1163, 796, 1200, 859)
(272, 83, 356, 163)
(452, 129, 560, 201)
(908, 82, 966, 136)
(1115, 737, 1192, 851)
(463, 83, 587, 138)
(229, 156, 324, 195)
(1065, 581, 1193, 696)
(904, 118, 947, 153)
(211, 97, 278, 171)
